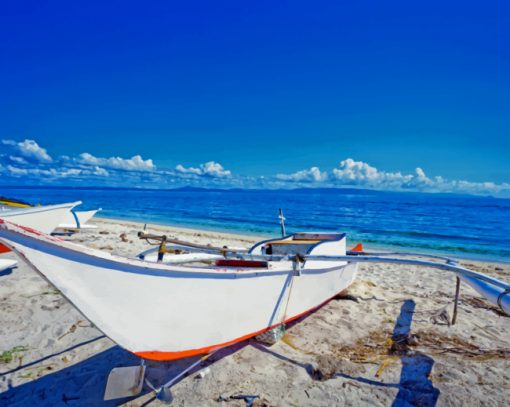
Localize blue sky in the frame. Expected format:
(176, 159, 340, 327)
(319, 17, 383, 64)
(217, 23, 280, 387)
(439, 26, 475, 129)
(1, 1, 509, 195)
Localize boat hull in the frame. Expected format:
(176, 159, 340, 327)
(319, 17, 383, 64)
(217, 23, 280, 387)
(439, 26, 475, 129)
(0, 221, 357, 360)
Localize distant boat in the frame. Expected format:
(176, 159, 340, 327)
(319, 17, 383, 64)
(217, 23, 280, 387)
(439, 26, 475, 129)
(0, 258, 17, 272)
(0, 197, 100, 230)
(0, 196, 32, 209)
(0, 223, 357, 361)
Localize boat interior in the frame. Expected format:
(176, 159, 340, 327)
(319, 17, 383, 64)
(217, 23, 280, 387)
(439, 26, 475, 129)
(136, 232, 347, 271)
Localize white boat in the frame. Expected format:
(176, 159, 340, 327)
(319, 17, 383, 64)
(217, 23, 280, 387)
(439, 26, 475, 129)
(1, 216, 508, 366)
(58, 208, 102, 230)
(0, 196, 32, 209)
(0, 258, 17, 272)
(0, 202, 81, 234)
(0, 222, 356, 361)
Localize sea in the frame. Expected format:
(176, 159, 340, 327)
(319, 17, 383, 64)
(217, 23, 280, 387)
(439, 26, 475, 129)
(2, 186, 509, 262)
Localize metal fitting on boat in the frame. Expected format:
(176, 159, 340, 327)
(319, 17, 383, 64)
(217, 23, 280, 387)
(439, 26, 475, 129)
(293, 254, 305, 276)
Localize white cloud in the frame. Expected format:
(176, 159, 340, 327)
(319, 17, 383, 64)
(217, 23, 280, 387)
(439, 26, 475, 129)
(1, 139, 149, 186)
(2, 139, 52, 162)
(330, 158, 510, 195)
(176, 161, 232, 178)
(1, 137, 508, 196)
(62, 168, 82, 176)
(175, 164, 201, 175)
(78, 152, 154, 172)
(274, 158, 510, 195)
(5, 164, 110, 179)
(332, 158, 410, 188)
(9, 156, 28, 165)
(276, 167, 328, 182)
(93, 166, 109, 176)
(7, 165, 29, 175)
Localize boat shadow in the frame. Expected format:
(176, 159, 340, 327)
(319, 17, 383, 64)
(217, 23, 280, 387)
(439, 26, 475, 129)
(0, 298, 440, 406)
(0, 338, 250, 406)
(0, 343, 141, 406)
(253, 299, 440, 407)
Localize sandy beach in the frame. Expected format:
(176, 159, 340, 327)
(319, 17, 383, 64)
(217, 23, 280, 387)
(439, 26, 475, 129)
(1, 217, 509, 406)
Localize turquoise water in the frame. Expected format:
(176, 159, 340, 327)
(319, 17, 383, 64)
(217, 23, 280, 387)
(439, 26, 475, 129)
(2, 187, 509, 262)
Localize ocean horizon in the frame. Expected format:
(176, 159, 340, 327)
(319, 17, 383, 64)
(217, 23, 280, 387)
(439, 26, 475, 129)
(2, 186, 509, 263)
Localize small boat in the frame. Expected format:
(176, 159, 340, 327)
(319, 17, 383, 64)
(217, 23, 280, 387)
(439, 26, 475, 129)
(58, 208, 102, 230)
(0, 202, 81, 254)
(0, 258, 17, 272)
(0, 202, 81, 234)
(0, 221, 357, 361)
(0, 196, 32, 209)
(0, 197, 99, 230)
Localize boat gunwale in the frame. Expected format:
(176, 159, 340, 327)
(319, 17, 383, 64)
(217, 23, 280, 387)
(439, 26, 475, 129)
(0, 201, 82, 217)
(0, 220, 351, 279)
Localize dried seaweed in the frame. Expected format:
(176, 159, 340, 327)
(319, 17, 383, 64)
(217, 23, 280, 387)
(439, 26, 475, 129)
(413, 331, 510, 360)
(322, 328, 510, 367)
(461, 296, 508, 317)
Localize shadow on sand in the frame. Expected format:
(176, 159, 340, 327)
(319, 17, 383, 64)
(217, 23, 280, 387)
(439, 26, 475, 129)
(0, 265, 16, 277)
(390, 299, 440, 406)
(1, 345, 140, 406)
(0, 273, 322, 406)
(254, 299, 440, 406)
(0, 297, 440, 406)
(0, 339, 250, 406)
(337, 300, 440, 406)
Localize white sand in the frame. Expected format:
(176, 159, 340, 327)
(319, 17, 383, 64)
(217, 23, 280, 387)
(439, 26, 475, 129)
(0, 217, 509, 406)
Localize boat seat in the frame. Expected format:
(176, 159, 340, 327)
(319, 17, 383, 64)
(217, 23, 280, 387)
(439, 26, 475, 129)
(264, 239, 320, 245)
(264, 242, 318, 256)
(215, 259, 268, 268)
(292, 232, 340, 241)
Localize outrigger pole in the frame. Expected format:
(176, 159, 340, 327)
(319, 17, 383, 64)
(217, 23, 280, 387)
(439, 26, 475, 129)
(138, 231, 510, 316)
(248, 252, 510, 316)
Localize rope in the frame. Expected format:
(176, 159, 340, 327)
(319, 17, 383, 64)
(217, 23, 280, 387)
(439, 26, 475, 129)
(280, 255, 303, 325)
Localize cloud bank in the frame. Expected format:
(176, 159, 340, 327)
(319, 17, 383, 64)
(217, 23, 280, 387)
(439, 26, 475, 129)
(2, 139, 52, 163)
(1, 138, 509, 196)
(176, 161, 231, 178)
(77, 153, 155, 172)
(276, 167, 327, 182)
(275, 158, 510, 195)
(0, 138, 234, 188)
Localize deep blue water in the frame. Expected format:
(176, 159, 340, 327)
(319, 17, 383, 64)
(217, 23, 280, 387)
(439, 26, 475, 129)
(2, 187, 509, 262)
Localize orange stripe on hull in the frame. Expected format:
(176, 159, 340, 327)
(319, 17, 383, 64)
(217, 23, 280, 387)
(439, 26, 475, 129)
(134, 286, 350, 361)
(0, 243, 11, 254)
